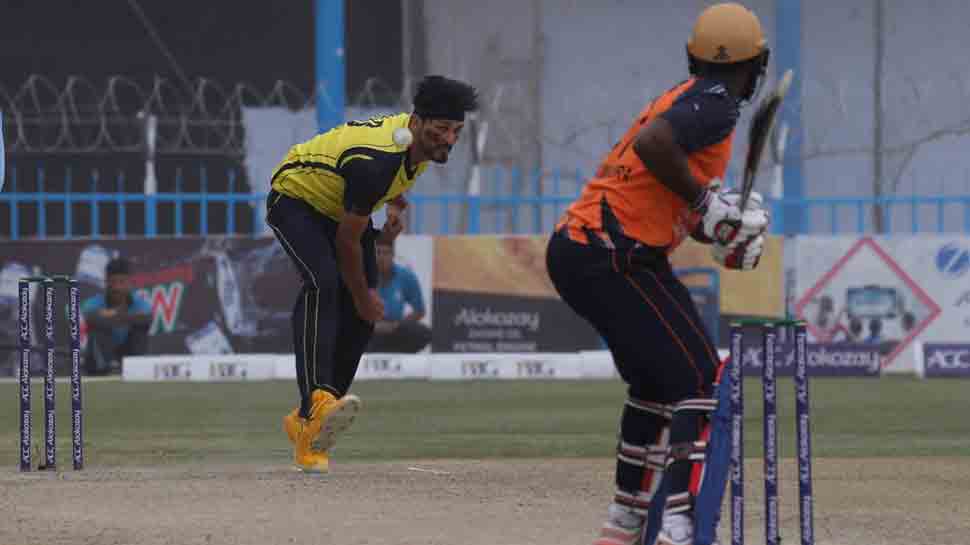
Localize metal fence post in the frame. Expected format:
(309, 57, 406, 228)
(37, 167, 46, 238)
(65, 167, 73, 238)
(199, 165, 208, 236)
(116, 170, 126, 238)
(90, 170, 100, 237)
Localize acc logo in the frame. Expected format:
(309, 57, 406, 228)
(935, 243, 970, 278)
(925, 349, 970, 370)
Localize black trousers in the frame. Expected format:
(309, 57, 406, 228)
(367, 320, 432, 353)
(547, 230, 721, 510)
(545, 230, 718, 402)
(84, 323, 150, 376)
(266, 191, 376, 414)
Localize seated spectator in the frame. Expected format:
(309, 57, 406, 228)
(81, 257, 152, 375)
(865, 318, 883, 344)
(368, 239, 432, 353)
(846, 317, 863, 342)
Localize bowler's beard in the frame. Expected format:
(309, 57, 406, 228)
(429, 144, 451, 164)
(421, 132, 452, 164)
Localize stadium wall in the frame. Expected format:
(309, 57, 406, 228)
(5, 233, 970, 378)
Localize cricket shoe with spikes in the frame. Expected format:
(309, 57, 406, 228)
(282, 411, 330, 473)
(308, 390, 362, 452)
(282, 390, 361, 473)
(592, 503, 645, 545)
(655, 513, 721, 545)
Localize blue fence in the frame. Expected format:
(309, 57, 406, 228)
(3, 165, 970, 238)
(675, 267, 720, 347)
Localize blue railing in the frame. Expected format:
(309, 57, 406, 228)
(675, 267, 720, 346)
(0, 164, 252, 239)
(773, 195, 970, 235)
(3, 163, 970, 238)
(5, 191, 970, 239)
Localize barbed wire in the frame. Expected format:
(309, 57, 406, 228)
(0, 74, 428, 156)
(4, 73, 970, 195)
(0, 75, 315, 156)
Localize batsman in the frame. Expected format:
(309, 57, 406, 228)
(545, 3, 771, 544)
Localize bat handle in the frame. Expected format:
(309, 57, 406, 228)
(738, 189, 751, 213)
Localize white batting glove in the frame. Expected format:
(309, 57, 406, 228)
(712, 233, 766, 270)
(721, 191, 770, 241)
(692, 186, 742, 246)
(721, 190, 763, 211)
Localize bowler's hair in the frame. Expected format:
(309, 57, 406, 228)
(105, 257, 130, 277)
(412, 75, 478, 121)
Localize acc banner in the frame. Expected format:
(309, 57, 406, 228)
(431, 235, 601, 353)
(793, 236, 970, 373)
(917, 343, 970, 378)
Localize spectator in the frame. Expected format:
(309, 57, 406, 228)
(865, 317, 883, 344)
(81, 257, 151, 375)
(815, 294, 835, 330)
(368, 239, 431, 353)
(902, 312, 916, 333)
(847, 317, 863, 342)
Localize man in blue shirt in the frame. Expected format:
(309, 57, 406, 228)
(368, 239, 432, 353)
(82, 257, 152, 375)
(865, 318, 884, 344)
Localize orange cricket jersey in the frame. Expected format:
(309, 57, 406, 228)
(559, 78, 734, 252)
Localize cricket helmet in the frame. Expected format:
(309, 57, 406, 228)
(687, 3, 767, 64)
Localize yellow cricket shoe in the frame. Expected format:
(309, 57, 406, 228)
(307, 389, 362, 452)
(294, 446, 330, 473)
(283, 412, 330, 473)
(282, 407, 301, 444)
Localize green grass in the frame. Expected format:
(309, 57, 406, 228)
(2, 376, 968, 468)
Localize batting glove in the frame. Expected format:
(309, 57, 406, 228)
(692, 185, 742, 247)
(720, 191, 770, 241)
(712, 233, 765, 270)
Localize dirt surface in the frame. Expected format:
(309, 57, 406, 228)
(3, 457, 969, 545)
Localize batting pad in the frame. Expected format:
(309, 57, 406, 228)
(640, 397, 717, 545)
(690, 370, 733, 545)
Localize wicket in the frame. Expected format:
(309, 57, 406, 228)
(729, 319, 813, 545)
(18, 275, 84, 472)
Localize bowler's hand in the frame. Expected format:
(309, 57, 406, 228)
(380, 205, 405, 244)
(354, 289, 385, 322)
(389, 194, 409, 212)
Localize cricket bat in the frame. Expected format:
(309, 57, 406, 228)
(739, 69, 794, 212)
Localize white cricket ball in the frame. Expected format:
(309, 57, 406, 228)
(393, 127, 413, 147)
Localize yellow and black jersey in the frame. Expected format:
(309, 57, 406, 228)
(270, 113, 426, 221)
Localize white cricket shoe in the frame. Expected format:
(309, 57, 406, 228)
(656, 513, 693, 545)
(592, 503, 645, 545)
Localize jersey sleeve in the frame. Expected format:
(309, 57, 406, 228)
(660, 86, 739, 154)
(80, 295, 104, 316)
(401, 268, 426, 314)
(130, 293, 153, 315)
(340, 155, 390, 216)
